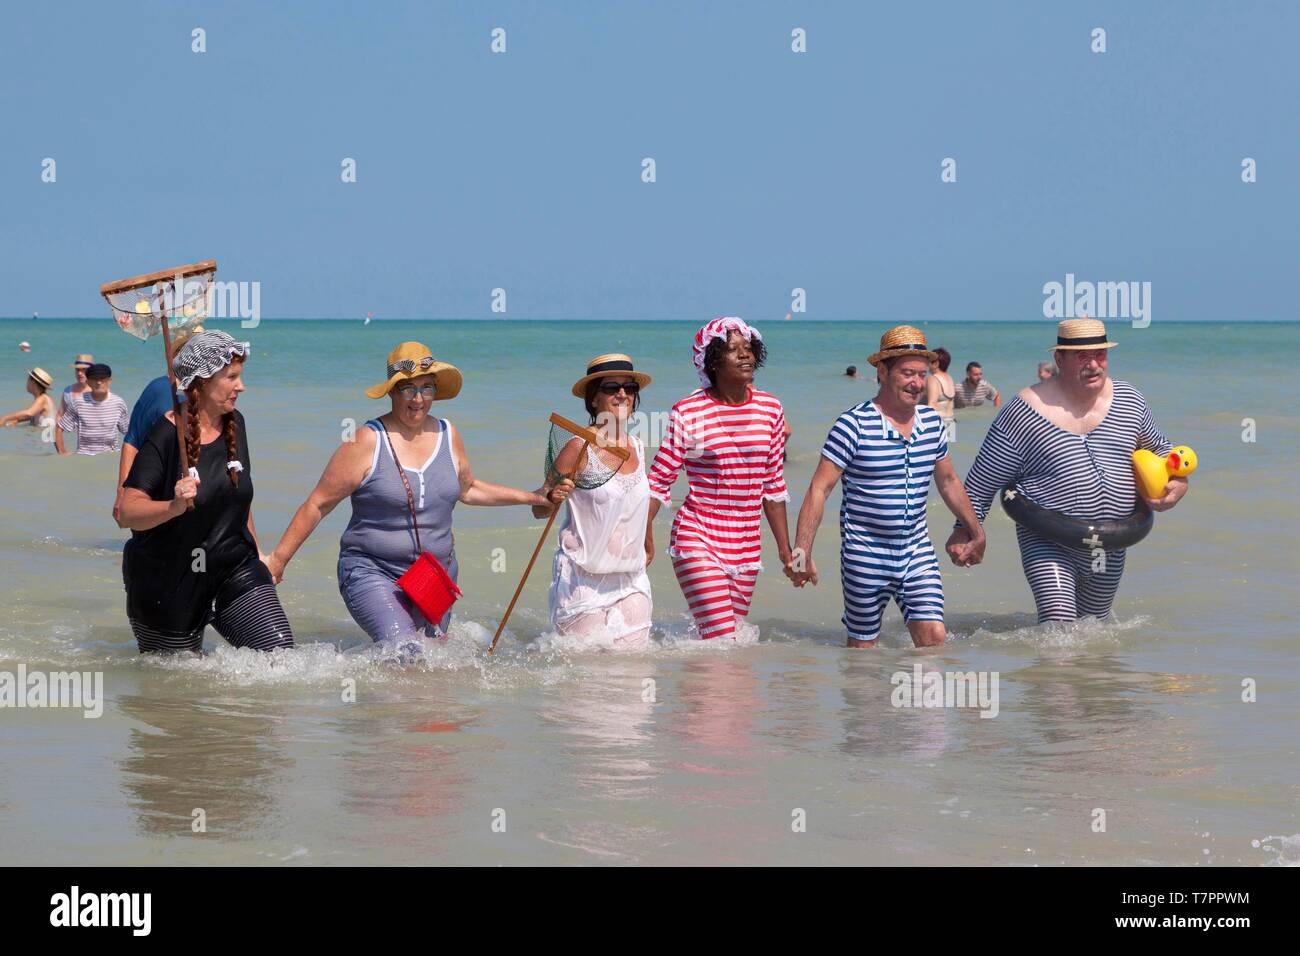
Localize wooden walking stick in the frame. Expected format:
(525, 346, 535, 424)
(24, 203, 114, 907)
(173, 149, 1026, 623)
(489, 413, 630, 655)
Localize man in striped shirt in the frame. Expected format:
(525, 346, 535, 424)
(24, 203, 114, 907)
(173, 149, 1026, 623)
(954, 362, 1001, 408)
(948, 318, 1189, 622)
(792, 327, 985, 648)
(56, 363, 129, 456)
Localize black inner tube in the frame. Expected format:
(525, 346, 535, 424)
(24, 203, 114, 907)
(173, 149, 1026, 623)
(999, 488, 1153, 551)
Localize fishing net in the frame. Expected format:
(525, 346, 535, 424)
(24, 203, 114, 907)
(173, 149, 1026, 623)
(544, 414, 631, 491)
(102, 262, 216, 341)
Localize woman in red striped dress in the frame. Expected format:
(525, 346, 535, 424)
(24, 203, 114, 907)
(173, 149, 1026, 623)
(646, 317, 797, 640)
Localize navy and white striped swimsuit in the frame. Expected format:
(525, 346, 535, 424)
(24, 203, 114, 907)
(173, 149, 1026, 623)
(961, 381, 1171, 622)
(821, 401, 949, 641)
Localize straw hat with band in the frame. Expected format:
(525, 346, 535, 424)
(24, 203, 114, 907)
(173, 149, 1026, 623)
(1051, 317, 1118, 352)
(571, 354, 652, 398)
(28, 367, 53, 390)
(868, 325, 938, 367)
(70, 354, 94, 369)
(365, 342, 463, 400)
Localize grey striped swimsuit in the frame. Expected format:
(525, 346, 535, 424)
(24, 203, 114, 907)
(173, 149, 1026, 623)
(961, 381, 1171, 622)
(338, 418, 461, 640)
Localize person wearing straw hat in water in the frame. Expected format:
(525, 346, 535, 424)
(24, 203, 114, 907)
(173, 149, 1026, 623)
(118, 330, 295, 653)
(535, 354, 655, 649)
(1, 367, 57, 431)
(947, 317, 1189, 622)
(646, 317, 796, 641)
(268, 342, 573, 643)
(59, 353, 94, 418)
(791, 326, 985, 647)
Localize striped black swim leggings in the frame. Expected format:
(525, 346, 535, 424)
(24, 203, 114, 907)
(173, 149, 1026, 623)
(128, 557, 295, 654)
(1015, 525, 1127, 623)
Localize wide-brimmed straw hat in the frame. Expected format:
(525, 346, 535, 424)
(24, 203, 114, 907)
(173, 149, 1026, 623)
(571, 354, 652, 397)
(366, 341, 463, 400)
(28, 367, 53, 390)
(1052, 317, 1118, 352)
(70, 353, 94, 369)
(868, 325, 938, 367)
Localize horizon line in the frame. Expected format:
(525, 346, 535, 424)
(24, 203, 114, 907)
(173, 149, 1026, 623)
(3, 316, 1296, 324)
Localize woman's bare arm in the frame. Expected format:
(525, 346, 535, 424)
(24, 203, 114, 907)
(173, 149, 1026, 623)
(268, 430, 375, 580)
(450, 423, 550, 508)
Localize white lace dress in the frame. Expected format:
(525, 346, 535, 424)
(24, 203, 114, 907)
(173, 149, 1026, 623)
(547, 436, 653, 646)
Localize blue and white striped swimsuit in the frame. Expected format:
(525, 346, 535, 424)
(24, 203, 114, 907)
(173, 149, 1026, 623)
(821, 401, 949, 641)
(961, 381, 1171, 622)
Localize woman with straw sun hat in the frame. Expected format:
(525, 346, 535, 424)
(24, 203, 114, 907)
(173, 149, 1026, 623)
(949, 317, 1190, 623)
(534, 354, 654, 649)
(1, 367, 57, 431)
(269, 342, 573, 643)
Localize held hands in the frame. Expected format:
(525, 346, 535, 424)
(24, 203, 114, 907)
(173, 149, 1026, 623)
(1142, 475, 1188, 513)
(784, 547, 818, 587)
(644, 533, 655, 568)
(169, 474, 200, 515)
(945, 526, 986, 568)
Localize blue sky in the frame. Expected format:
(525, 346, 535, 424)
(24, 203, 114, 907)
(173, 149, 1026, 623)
(1, 1, 1296, 320)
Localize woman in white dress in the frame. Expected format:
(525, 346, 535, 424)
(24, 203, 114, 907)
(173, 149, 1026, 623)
(536, 354, 654, 649)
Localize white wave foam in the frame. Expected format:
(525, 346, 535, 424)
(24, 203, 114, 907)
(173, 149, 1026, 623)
(961, 613, 1151, 650)
(1252, 834, 1300, 866)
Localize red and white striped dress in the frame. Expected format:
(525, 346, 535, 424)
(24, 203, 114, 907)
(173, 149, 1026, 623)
(648, 387, 789, 566)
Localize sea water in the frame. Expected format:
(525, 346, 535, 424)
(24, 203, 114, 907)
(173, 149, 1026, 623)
(0, 318, 1295, 865)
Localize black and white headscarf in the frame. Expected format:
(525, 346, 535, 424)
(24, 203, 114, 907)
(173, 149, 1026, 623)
(173, 330, 251, 389)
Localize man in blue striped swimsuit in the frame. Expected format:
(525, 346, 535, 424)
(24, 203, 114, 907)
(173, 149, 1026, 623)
(947, 319, 1189, 622)
(793, 326, 985, 647)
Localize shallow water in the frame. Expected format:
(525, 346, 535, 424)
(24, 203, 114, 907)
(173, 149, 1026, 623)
(0, 318, 1296, 865)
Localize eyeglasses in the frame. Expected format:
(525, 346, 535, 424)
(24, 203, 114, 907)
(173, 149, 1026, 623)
(597, 380, 640, 395)
(396, 384, 436, 399)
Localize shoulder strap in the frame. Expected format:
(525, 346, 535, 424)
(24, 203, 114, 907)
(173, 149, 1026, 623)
(377, 419, 422, 554)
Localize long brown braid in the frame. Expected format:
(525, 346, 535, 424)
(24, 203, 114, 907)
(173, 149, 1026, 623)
(183, 373, 242, 487)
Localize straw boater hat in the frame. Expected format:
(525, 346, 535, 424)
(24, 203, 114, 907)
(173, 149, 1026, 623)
(1052, 317, 1117, 352)
(571, 354, 652, 397)
(28, 367, 53, 390)
(70, 353, 94, 369)
(868, 325, 938, 367)
(365, 341, 463, 400)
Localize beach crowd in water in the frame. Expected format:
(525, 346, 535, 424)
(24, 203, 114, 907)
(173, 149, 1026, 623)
(5, 316, 1189, 654)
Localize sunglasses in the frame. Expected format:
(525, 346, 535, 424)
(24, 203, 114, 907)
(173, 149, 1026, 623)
(596, 380, 640, 395)
(396, 384, 436, 399)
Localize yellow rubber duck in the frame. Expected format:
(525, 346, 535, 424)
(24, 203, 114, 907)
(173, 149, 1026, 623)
(1133, 445, 1197, 499)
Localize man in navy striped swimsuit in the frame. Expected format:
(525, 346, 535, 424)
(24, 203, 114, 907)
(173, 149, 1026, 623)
(948, 319, 1189, 622)
(793, 327, 985, 647)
